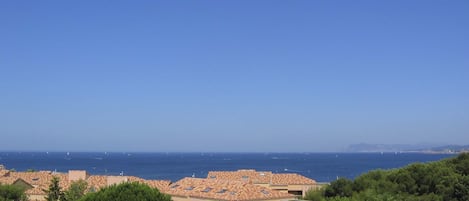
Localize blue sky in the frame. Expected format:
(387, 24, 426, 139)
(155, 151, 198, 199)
(1, 1, 468, 152)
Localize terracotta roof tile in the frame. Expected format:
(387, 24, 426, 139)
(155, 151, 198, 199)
(166, 177, 295, 201)
(271, 173, 316, 185)
(0, 170, 9, 177)
(208, 169, 273, 184)
(207, 169, 316, 185)
(0, 171, 69, 196)
(0, 170, 171, 198)
(25, 186, 46, 195)
(128, 176, 171, 191)
(86, 175, 107, 191)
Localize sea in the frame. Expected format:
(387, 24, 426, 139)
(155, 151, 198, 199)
(0, 152, 455, 182)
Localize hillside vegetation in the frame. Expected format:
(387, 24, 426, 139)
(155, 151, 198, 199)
(78, 182, 171, 201)
(305, 153, 469, 201)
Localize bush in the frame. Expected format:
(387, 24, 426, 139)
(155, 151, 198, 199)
(311, 153, 469, 201)
(64, 180, 87, 201)
(78, 182, 170, 201)
(324, 178, 353, 197)
(0, 183, 28, 201)
(304, 188, 325, 201)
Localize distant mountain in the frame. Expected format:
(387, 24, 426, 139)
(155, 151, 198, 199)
(345, 143, 469, 153)
(412, 145, 469, 153)
(345, 143, 429, 152)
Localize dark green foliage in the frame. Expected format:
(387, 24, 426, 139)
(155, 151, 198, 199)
(78, 182, 171, 201)
(305, 153, 469, 201)
(63, 180, 87, 201)
(304, 188, 325, 201)
(324, 178, 353, 197)
(0, 183, 28, 201)
(353, 169, 396, 193)
(453, 175, 469, 201)
(451, 153, 469, 175)
(44, 177, 65, 201)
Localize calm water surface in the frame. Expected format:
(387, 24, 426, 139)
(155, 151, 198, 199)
(0, 152, 454, 182)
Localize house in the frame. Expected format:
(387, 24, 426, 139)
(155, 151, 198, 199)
(0, 170, 171, 201)
(207, 169, 317, 197)
(167, 177, 296, 201)
(0, 168, 316, 201)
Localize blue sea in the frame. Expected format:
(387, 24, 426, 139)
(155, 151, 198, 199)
(0, 152, 454, 182)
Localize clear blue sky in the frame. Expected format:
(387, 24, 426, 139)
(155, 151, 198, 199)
(1, 1, 468, 152)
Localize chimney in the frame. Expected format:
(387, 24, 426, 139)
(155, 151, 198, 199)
(68, 170, 88, 182)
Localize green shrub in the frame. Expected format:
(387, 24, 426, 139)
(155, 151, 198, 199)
(79, 182, 170, 201)
(0, 183, 28, 201)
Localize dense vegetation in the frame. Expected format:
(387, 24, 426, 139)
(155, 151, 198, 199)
(64, 180, 88, 201)
(43, 178, 169, 201)
(44, 178, 87, 201)
(0, 183, 28, 201)
(78, 182, 171, 201)
(44, 177, 65, 201)
(305, 153, 469, 201)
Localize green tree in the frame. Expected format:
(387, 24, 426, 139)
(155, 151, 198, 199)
(324, 178, 353, 197)
(452, 153, 469, 176)
(316, 153, 469, 201)
(353, 169, 392, 193)
(453, 175, 469, 201)
(79, 182, 170, 201)
(44, 177, 65, 201)
(64, 180, 87, 201)
(0, 183, 28, 201)
(304, 188, 325, 201)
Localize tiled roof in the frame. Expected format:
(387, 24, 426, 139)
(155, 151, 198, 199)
(208, 169, 273, 184)
(82, 175, 170, 192)
(271, 173, 316, 185)
(0, 170, 170, 197)
(25, 186, 47, 195)
(86, 175, 107, 191)
(0, 175, 17, 185)
(166, 177, 295, 201)
(0, 170, 9, 177)
(0, 171, 69, 195)
(207, 169, 316, 185)
(128, 176, 171, 191)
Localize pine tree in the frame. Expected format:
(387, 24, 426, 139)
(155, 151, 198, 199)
(44, 177, 65, 201)
(64, 180, 87, 201)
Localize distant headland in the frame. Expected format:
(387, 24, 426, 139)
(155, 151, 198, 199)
(345, 143, 469, 154)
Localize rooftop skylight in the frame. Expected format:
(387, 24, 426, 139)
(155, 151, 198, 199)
(217, 189, 227, 194)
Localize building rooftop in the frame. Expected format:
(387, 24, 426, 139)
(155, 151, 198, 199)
(167, 177, 296, 201)
(0, 169, 10, 177)
(207, 169, 316, 185)
(0, 169, 315, 200)
(0, 170, 170, 196)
